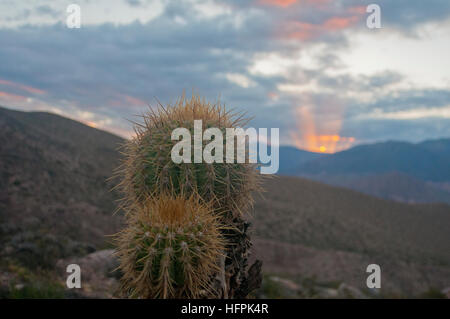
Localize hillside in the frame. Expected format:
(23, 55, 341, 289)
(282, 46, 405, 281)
(0, 106, 449, 298)
(278, 140, 450, 204)
(0, 106, 125, 271)
(301, 172, 450, 204)
(251, 176, 450, 295)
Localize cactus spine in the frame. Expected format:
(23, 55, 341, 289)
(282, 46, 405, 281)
(115, 94, 262, 298)
(115, 194, 225, 298)
(118, 94, 259, 216)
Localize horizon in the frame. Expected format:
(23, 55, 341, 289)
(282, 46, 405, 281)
(2, 103, 449, 155)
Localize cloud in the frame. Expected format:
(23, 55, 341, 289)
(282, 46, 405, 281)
(0, 91, 28, 103)
(0, 78, 46, 95)
(0, 0, 449, 148)
(0, 17, 289, 136)
(372, 0, 450, 31)
(343, 117, 450, 144)
(0, 0, 166, 28)
(360, 89, 450, 114)
(258, 0, 298, 8)
(363, 106, 450, 120)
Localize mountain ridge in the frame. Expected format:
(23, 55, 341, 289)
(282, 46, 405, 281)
(277, 138, 450, 204)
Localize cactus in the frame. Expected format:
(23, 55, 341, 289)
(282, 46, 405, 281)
(116, 94, 260, 217)
(115, 194, 225, 298)
(114, 94, 263, 299)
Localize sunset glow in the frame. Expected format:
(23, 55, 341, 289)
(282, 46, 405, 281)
(292, 133, 355, 153)
(290, 106, 355, 153)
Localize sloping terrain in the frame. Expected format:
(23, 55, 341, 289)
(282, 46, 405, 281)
(0, 106, 125, 272)
(302, 172, 450, 204)
(251, 176, 450, 295)
(0, 106, 449, 298)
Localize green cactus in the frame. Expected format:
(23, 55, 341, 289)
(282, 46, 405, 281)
(114, 94, 263, 299)
(115, 194, 225, 298)
(116, 94, 260, 217)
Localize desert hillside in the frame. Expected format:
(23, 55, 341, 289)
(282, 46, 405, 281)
(251, 176, 450, 295)
(0, 106, 124, 269)
(0, 106, 449, 298)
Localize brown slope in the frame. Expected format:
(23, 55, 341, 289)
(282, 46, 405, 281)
(0, 106, 125, 269)
(298, 171, 450, 204)
(251, 176, 450, 294)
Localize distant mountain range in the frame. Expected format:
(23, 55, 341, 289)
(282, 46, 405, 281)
(278, 139, 450, 204)
(277, 145, 326, 175)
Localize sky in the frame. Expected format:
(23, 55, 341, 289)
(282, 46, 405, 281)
(0, 0, 449, 153)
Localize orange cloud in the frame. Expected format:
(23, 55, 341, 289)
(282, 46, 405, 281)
(258, 0, 332, 8)
(258, 0, 298, 7)
(323, 16, 359, 31)
(122, 94, 147, 106)
(0, 78, 45, 95)
(0, 91, 28, 102)
(267, 91, 279, 100)
(110, 93, 148, 107)
(84, 121, 98, 128)
(284, 21, 317, 40)
(282, 14, 361, 40)
(348, 6, 366, 15)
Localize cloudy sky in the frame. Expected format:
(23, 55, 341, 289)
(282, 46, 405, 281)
(1, 0, 449, 152)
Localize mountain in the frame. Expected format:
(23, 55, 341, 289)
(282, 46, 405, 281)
(0, 106, 125, 271)
(296, 140, 450, 182)
(0, 106, 449, 298)
(418, 138, 450, 156)
(278, 140, 450, 204)
(277, 146, 326, 175)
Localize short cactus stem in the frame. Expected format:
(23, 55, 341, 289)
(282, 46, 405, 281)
(115, 194, 225, 298)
